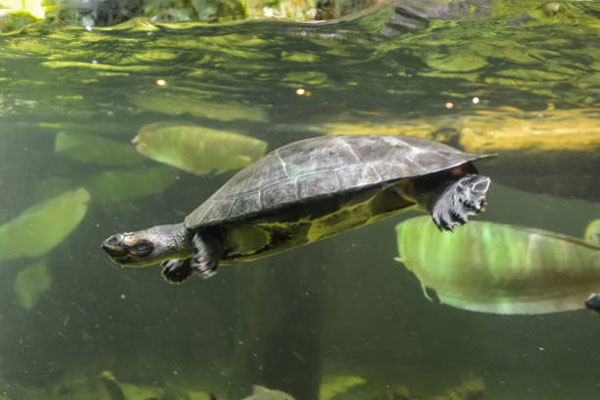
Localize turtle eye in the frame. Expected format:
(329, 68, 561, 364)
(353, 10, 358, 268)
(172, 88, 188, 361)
(131, 240, 154, 256)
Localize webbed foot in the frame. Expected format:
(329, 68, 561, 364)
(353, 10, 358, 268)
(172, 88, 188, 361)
(432, 174, 490, 232)
(161, 259, 193, 284)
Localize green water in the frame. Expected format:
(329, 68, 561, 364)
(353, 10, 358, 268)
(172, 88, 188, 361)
(2, 0, 600, 399)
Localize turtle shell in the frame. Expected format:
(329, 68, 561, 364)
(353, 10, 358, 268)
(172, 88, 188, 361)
(185, 135, 490, 229)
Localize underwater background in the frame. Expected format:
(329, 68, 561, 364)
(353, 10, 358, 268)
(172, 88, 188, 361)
(2, 0, 600, 399)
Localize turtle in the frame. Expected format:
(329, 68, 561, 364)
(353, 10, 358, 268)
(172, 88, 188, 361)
(102, 135, 493, 284)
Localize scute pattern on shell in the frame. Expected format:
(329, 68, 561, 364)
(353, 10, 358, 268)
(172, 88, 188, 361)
(185, 135, 489, 228)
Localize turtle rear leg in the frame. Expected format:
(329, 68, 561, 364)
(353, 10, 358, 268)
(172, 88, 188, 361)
(190, 232, 223, 279)
(431, 174, 490, 231)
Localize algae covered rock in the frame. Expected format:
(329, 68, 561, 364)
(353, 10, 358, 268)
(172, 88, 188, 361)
(0, 10, 38, 33)
(458, 107, 600, 153)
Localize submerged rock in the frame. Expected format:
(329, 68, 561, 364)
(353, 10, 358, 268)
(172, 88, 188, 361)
(325, 107, 600, 202)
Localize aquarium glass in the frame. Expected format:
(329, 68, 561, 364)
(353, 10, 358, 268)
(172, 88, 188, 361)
(2, 0, 600, 399)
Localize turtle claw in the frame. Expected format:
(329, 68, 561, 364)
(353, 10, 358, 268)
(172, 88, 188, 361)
(191, 259, 219, 280)
(432, 174, 490, 232)
(432, 208, 459, 232)
(161, 257, 217, 283)
(432, 197, 471, 232)
(190, 233, 222, 280)
(161, 259, 193, 284)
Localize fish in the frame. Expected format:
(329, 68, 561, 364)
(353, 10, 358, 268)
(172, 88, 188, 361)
(241, 385, 295, 400)
(133, 122, 268, 176)
(99, 370, 193, 400)
(583, 218, 600, 312)
(395, 216, 600, 315)
(320, 375, 366, 400)
(0, 188, 90, 262)
(87, 166, 178, 203)
(14, 258, 52, 310)
(36, 167, 178, 205)
(99, 371, 126, 400)
(54, 131, 145, 166)
(584, 218, 600, 246)
(128, 92, 269, 123)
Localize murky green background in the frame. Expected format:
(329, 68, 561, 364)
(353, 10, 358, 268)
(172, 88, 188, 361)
(2, 0, 600, 399)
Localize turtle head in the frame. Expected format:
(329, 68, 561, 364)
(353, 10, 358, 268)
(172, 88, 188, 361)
(102, 223, 192, 267)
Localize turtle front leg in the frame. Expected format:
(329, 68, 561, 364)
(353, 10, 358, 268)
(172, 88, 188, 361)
(431, 174, 491, 232)
(190, 233, 223, 279)
(161, 259, 193, 284)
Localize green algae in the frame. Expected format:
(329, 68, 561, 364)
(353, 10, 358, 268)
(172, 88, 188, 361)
(282, 71, 328, 86)
(425, 53, 488, 72)
(495, 68, 570, 81)
(281, 51, 319, 63)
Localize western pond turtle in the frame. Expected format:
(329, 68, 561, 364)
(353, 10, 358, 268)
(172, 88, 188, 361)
(102, 135, 492, 284)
